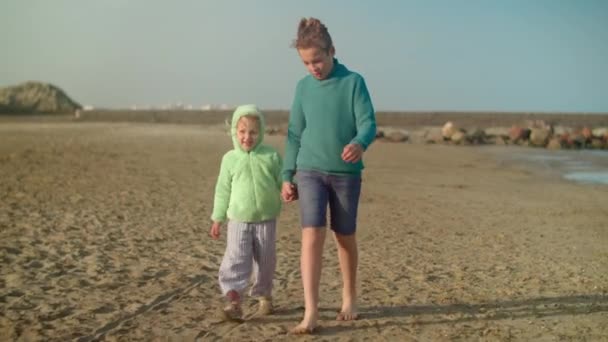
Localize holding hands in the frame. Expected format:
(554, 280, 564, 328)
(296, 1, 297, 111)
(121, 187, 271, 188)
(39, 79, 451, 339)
(281, 182, 298, 203)
(280, 143, 362, 205)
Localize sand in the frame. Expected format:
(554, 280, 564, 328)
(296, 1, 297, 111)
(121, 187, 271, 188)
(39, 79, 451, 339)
(0, 122, 606, 341)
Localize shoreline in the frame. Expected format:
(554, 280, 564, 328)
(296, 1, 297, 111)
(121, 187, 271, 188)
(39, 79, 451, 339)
(478, 145, 608, 186)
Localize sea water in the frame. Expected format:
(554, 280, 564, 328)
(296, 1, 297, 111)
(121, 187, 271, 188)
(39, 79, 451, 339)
(485, 147, 608, 185)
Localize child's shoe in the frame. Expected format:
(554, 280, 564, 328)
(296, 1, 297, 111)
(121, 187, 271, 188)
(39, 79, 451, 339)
(257, 296, 273, 316)
(222, 302, 243, 321)
(221, 290, 243, 322)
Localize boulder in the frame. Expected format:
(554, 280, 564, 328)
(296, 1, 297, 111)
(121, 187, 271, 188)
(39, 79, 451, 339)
(265, 126, 279, 135)
(425, 127, 444, 144)
(491, 135, 508, 145)
(529, 127, 552, 147)
(408, 129, 428, 144)
(546, 138, 562, 150)
(485, 127, 510, 138)
(581, 127, 593, 140)
(525, 119, 552, 131)
(592, 127, 608, 138)
(559, 133, 573, 148)
(450, 131, 466, 144)
(509, 125, 531, 143)
(590, 138, 605, 149)
(568, 132, 587, 149)
(553, 126, 570, 136)
(466, 128, 487, 144)
(385, 130, 409, 143)
(441, 121, 458, 139)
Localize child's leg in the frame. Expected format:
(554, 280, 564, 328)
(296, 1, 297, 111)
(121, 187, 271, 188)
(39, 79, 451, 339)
(328, 173, 361, 321)
(332, 232, 358, 320)
(297, 227, 326, 328)
(250, 219, 277, 300)
(251, 219, 277, 315)
(290, 171, 329, 334)
(218, 220, 254, 300)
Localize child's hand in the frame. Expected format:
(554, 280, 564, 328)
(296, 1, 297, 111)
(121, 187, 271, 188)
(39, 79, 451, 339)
(342, 143, 363, 163)
(209, 222, 222, 239)
(281, 182, 298, 203)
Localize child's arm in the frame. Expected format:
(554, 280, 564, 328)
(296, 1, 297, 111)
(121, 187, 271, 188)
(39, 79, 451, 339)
(211, 154, 232, 223)
(350, 76, 377, 150)
(282, 82, 306, 183)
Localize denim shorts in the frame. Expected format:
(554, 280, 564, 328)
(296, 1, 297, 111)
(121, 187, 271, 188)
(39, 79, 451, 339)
(295, 170, 362, 235)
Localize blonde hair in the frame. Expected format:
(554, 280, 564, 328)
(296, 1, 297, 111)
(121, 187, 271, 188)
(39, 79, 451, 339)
(237, 114, 260, 128)
(291, 17, 333, 52)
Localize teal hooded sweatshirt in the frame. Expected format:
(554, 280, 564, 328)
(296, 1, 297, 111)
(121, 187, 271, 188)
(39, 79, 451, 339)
(282, 59, 377, 182)
(211, 104, 283, 223)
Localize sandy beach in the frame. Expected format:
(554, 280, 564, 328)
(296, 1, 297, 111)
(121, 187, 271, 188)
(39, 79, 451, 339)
(1, 121, 606, 341)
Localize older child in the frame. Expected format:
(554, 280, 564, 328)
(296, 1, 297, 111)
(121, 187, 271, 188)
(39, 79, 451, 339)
(281, 17, 377, 334)
(210, 104, 283, 321)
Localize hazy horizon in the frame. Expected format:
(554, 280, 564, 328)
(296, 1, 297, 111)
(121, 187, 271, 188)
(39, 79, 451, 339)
(2, 0, 607, 112)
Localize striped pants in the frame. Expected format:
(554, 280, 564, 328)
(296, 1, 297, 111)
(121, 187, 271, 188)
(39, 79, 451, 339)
(218, 219, 277, 298)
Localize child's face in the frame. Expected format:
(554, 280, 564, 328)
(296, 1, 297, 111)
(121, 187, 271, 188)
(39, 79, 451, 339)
(297, 46, 335, 80)
(236, 117, 260, 151)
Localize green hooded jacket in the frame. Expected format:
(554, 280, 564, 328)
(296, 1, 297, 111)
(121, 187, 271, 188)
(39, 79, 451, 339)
(211, 104, 283, 223)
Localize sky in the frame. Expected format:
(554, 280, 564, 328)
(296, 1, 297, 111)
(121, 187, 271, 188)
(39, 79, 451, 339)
(1, 0, 607, 112)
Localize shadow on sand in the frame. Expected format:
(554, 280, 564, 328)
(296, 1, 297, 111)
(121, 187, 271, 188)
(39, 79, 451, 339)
(310, 294, 607, 335)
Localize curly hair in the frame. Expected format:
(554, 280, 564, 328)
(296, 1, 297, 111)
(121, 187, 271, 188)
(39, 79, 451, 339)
(291, 17, 333, 52)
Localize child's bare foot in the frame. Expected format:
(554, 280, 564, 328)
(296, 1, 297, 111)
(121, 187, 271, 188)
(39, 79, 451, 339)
(257, 297, 273, 316)
(289, 313, 318, 334)
(336, 304, 359, 321)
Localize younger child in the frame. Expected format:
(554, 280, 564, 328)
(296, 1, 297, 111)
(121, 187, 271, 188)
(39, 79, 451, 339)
(209, 104, 283, 320)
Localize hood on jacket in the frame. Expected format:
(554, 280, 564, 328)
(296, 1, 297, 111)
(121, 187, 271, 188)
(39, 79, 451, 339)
(231, 104, 266, 152)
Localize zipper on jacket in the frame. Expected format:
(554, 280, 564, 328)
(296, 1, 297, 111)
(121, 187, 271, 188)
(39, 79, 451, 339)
(249, 153, 260, 216)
